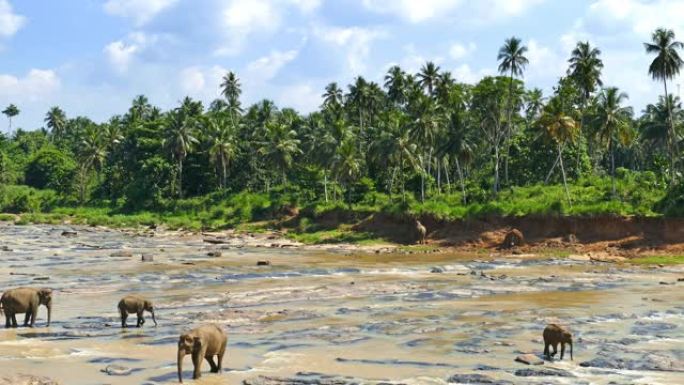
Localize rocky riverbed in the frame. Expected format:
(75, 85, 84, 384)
(0, 224, 683, 384)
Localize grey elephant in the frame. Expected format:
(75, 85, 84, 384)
(543, 323, 573, 360)
(0, 287, 52, 328)
(177, 324, 227, 383)
(416, 220, 427, 244)
(118, 294, 157, 328)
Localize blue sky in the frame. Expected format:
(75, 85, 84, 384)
(0, 0, 682, 131)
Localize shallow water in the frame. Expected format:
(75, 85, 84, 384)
(1, 224, 683, 384)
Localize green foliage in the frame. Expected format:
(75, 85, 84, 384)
(25, 147, 76, 194)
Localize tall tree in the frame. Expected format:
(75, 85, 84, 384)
(384, 66, 407, 106)
(203, 113, 238, 189)
(2, 104, 19, 134)
(418, 62, 441, 97)
(595, 87, 634, 197)
(45, 107, 67, 141)
(568, 41, 603, 171)
(163, 110, 199, 198)
(498, 37, 529, 186)
(645, 28, 684, 181)
(258, 115, 302, 186)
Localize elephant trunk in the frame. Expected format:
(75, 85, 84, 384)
(150, 309, 158, 326)
(46, 302, 52, 326)
(569, 340, 573, 360)
(177, 349, 185, 383)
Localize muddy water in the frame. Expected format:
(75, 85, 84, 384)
(1, 224, 683, 384)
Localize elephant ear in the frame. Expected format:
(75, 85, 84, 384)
(193, 336, 202, 350)
(39, 289, 52, 299)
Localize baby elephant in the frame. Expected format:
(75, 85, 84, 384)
(1, 287, 52, 328)
(118, 295, 157, 328)
(416, 220, 427, 244)
(543, 323, 573, 360)
(177, 324, 227, 383)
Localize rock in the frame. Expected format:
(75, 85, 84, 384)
(677, 278, 684, 282)
(0, 374, 61, 385)
(141, 254, 154, 262)
(33, 276, 50, 281)
(580, 353, 684, 372)
(430, 267, 445, 273)
(110, 250, 133, 258)
(446, 373, 511, 384)
(242, 375, 358, 385)
(61, 230, 77, 237)
(100, 365, 133, 376)
(502, 229, 524, 249)
(514, 368, 575, 377)
(207, 251, 222, 257)
(515, 354, 544, 365)
(1, 245, 12, 252)
(257, 260, 271, 266)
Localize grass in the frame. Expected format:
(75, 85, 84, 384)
(629, 255, 684, 265)
(287, 227, 384, 245)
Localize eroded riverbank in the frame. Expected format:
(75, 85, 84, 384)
(0, 224, 683, 384)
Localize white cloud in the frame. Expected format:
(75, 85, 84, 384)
(103, 0, 178, 26)
(315, 25, 386, 73)
(452, 64, 492, 84)
(0, 69, 61, 101)
(361, 0, 463, 23)
(586, 0, 684, 37)
(247, 49, 299, 80)
(104, 32, 158, 74)
(277, 83, 320, 112)
(0, 0, 26, 38)
(216, 0, 281, 56)
(449, 42, 476, 60)
(179, 67, 206, 95)
(288, 0, 322, 13)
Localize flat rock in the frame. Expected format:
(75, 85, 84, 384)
(0, 374, 60, 385)
(580, 353, 684, 372)
(430, 267, 445, 273)
(257, 260, 271, 266)
(101, 365, 133, 376)
(242, 376, 358, 385)
(110, 250, 134, 258)
(514, 368, 575, 377)
(447, 373, 512, 384)
(141, 254, 154, 262)
(515, 354, 544, 365)
(207, 251, 222, 257)
(61, 231, 77, 237)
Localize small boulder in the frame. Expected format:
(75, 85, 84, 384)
(502, 229, 524, 249)
(100, 365, 133, 376)
(110, 250, 133, 258)
(61, 230, 77, 237)
(514, 368, 575, 377)
(257, 260, 271, 266)
(446, 373, 510, 384)
(207, 251, 222, 257)
(515, 354, 544, 365)
(0, 245, 12, 252)
(141, 254, 154, 262)
(430, 267, 445, 273)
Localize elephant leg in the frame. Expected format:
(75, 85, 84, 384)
(560, 342, 565, 360)
(205, 356, 218, 373)
(136, 310, 144, 328)
(29, 303, 38, 327)
(4, 313, 10, 328)
(192, 346, 206, 380)
(217, 341, 226, 372)
(121, 311, 128, 328)
(11, 314, 18, 328)
(551, 343, 558, 357)
(23, 311, 31, 327)
(543, 342, 550, 358)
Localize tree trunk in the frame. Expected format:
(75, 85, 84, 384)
(455, 157, 466, 204)
(558, 143, 571, 205)
(324, 172, 329, 203)
(400, 153, 406, 203)
(493, 145, 500, 195)
(437, 158, 441, 194)
(545, 151, 561, 184)
(504, 70, 515, 186)
(178, 159, 184, 199)
(420, 155, 425, 203)
(664, 78, 676, 182)
(444, 158, 451, 194)
(610, 140, 616, 198)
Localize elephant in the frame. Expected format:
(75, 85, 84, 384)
(416, 220, 427, 245)
(0, 287, 52, 328)
(118, 294, 157, 328)
(543, 323, 573, 360)
(177, 324, 227, 383)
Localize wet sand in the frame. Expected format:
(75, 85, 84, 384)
(0, 224, 683, 384)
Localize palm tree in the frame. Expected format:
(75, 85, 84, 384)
(371, 111, 418, 201)
(45, 107, 67, 141)
(498, 37, 529, 185)
(568, 41, 603, 172)
(418, 62, 441, 97)
(163, 111, 199, 198)
(258, 115, 302, 186)
(203, 113, 238, 189)
(645, 28, 684, 180)
(2, 104, 19, 134)
(220, 71, 242, 106)
(78, 124, 107, 203)
(129, 95, 152, 122)
(322, 82, 344, 110)
(539, 97, 580, 203)
(332, 137, 363, 205)
(642, 94, 682, 155)
(595, 87, 634, 197)
(384, 66, 407, 106)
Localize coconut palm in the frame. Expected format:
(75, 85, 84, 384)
(77, 124, 107, 203)
(45, 106, 67, 141)
(384, 66, 407, 106)
(322, 82, 344, 110)
(498, 37, 529, 185)
(203, 113, 238, 189)
(163, 111, 199, 198)
(332, 137, 363, 205)
(371, 111, 418, 201)
(595, 87, 634, 197)
(645, 28, 684, 180)
(2, 104, 19, 134)
(418, 62, 441, 97)
(258, 115, 302, 185)
(220, 72, 241, 105)
(129, 95, 152, 122)
(539, 97, 580, 203)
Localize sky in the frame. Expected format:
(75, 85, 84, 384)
(0, 0, 683, 131)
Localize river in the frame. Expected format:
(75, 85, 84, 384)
(0, 224, 683, 384)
